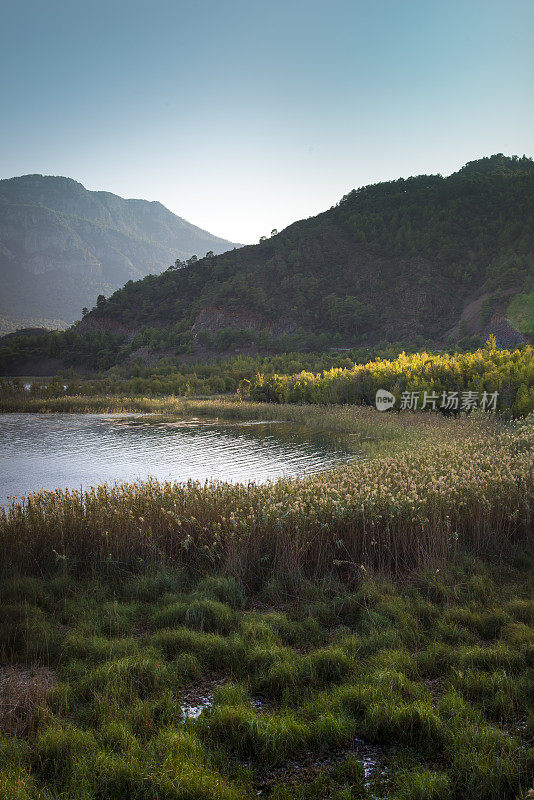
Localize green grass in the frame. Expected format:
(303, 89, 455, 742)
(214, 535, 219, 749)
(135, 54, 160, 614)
(0, 556, 533, 799)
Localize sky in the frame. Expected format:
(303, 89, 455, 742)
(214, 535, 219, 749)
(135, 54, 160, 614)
(1, 0, 533, 244)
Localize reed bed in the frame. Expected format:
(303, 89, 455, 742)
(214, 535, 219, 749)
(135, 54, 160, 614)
(0, 391, 477, 423)
(0, 391, 495, 435)
(1, 413, 532, 583)
(0, 394, 193, 415)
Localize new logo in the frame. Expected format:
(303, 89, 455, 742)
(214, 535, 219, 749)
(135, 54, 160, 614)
(375, 389, 395, 411)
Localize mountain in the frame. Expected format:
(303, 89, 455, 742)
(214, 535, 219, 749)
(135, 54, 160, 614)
(77, 154, 532, 358)
(0, 174, 238, 333)
(1, 155, 532, 375)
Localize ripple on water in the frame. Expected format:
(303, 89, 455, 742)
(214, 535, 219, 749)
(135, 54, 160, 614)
(0, 413, 357, 506)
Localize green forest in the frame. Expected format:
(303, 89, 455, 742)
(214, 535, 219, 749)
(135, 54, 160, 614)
(82, 154, 534, 345)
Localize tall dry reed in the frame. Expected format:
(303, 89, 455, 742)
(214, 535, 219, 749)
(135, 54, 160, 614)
(1, 415, 531, 584)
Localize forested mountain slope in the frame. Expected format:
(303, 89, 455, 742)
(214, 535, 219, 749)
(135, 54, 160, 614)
(82, 155, 533, 355)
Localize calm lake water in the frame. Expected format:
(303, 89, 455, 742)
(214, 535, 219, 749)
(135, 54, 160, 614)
(0, 413, 356, 506)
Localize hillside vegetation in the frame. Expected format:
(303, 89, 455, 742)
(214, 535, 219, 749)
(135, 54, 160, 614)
(81, 154, 534, 355)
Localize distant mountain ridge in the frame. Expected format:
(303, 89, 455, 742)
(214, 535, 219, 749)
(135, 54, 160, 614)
(0, 174, 238, 333)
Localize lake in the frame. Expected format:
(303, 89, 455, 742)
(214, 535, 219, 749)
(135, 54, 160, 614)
(0, 413, 356, 506)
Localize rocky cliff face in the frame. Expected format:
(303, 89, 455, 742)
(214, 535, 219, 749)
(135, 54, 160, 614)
(191, 306, 299, 338)
(0, 175, 238, 333)
(74, 314, 136, 338)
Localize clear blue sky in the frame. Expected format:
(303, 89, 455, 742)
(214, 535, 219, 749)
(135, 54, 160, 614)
(1, 0, 532, 244)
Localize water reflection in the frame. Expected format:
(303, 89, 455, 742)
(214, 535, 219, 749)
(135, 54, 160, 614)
(0, 413, 356, 506)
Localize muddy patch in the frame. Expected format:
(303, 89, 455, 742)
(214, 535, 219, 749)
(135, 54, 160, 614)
(254, 741, 387, 797)
(180, 678, 224, 720)
(180, 679, 268, 720)
(0, 665, 55, 735)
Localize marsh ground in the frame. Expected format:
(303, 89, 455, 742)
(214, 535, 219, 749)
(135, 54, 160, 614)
(0, 401, 532, 799)
(1, 558, 533, 799)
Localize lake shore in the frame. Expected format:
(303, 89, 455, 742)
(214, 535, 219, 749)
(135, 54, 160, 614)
(1, 403, 533, 798)
(0, 392, 505, 455)
(1, 405, 531, 579)
(0, 411, 358, 506)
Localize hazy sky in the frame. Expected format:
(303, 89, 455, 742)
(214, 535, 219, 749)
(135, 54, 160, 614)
(1, 0, 533, 244)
